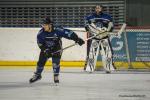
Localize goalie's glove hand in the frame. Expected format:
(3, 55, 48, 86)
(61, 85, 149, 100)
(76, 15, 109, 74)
(99, 27, 108, 32)
(75, 38, 85, 46)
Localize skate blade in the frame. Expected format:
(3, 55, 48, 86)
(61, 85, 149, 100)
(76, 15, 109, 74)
(29, 78, 41, 84)
(49, 82, 59, 86)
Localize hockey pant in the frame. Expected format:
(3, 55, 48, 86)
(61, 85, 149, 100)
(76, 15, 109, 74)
(35, 51, 61, 76)
(85, 38, 115, 72)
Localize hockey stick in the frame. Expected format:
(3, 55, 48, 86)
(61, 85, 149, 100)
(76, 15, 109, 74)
(52, 23, 126, 54)
(71, 30, 86, 32)
(51, 30, 107, 54)
(89, 23, 127, 38)
(72, 23, 127, 38)
(113, 23, 126, 38)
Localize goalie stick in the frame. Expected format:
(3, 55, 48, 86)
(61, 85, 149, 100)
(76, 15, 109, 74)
(72, 23, 127, 38)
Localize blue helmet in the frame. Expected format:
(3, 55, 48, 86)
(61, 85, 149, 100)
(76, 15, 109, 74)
(42, 17, 53, 25)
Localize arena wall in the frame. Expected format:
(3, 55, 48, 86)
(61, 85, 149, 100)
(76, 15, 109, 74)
(0, 28, 150, 69)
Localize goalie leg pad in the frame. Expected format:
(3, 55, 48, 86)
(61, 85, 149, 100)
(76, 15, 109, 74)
(85, 39, 101, 72)
(100, 38, 115, 72)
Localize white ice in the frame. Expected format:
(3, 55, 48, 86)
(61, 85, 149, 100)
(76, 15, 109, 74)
(0, 68, 150, 100)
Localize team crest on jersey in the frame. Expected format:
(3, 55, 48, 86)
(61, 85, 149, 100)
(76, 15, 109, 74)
(54, 33, 57, 37)
(46, 33, 58, 39)
(96, 22, 103, 28)
(53, 33, 59, 39)
(102, 20, 108, 24)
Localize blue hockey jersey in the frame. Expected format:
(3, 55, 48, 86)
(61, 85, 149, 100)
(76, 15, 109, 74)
(85, 12, 113, 28)
(37, 27, 78, 52)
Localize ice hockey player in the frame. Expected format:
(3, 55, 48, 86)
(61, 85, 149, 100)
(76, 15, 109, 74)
(84, 5, 115, 73)
(29, 17, 85, 84)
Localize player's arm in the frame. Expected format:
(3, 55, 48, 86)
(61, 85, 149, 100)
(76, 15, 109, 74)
(107, 15, 114, 32)
(37, 32, 51, 56)
(84, 15, 95, 32)
(37, 30, 46, 51)
(57, 28, 85, 46)
(107, 22, 113, 32)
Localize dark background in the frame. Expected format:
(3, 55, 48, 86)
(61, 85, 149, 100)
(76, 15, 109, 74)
(126, 0, 150, 26)
(0, 0, 149, 27)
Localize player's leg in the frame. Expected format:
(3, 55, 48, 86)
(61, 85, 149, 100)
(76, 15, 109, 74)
(85, 39, 100, 72)
(52, 57, 61, 83)
(107, 38, 116, 70)
(29, 51, 48, 83)
(84, 39, 92, 70)
(100, 39, 111, 73)
(100, 38, 115, 73)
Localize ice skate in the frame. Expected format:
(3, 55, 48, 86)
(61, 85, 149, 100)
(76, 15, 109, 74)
(29, 73, 42, 84)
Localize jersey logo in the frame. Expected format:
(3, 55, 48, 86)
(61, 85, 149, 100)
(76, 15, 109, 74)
(103, 20, 108, 23)
(54, 33, 58, 37)
(45, 34, 58, 39)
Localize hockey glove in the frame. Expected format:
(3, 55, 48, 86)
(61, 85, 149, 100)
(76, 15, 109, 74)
(43, 49, 52, 57)
(70, 32, 85, 46)
(75, 38, 85, 46)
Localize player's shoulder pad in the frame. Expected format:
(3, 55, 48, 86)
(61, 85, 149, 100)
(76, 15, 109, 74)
(104, 13, 112, 17)
(102, 13, 112, 21)
(37, 28, 44, 40)
(37, 28, 44, 35)
(85, 13, 93, 20)
(54, 25, 64, 32)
